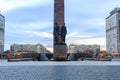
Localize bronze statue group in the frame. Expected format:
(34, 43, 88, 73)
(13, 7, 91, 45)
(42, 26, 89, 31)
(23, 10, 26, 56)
(54, 23, 67, 44)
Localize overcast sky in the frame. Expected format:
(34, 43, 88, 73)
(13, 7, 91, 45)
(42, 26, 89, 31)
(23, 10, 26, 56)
(1, 0, 120, 50)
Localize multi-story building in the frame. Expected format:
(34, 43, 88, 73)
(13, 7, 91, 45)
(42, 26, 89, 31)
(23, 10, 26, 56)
(0, 13, 5, 53)
(68, 44, 100, 53)
(106, 8, 120, 54)
(10, 43, 48, 54)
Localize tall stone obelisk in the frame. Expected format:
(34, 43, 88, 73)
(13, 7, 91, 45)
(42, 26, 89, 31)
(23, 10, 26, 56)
(53, 0, 67, 60)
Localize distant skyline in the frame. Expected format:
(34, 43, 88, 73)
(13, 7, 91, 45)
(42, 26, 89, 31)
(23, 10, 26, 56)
(1, 0, 120, 51)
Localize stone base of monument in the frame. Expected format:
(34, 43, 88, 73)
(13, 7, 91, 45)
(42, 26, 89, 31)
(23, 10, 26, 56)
(53, 43, 67, 61)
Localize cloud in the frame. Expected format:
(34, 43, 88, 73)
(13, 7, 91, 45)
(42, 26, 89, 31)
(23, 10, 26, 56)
(67, 37, 106, 50)
(0, 0, 52, 12)
(46, 48, 53, 53)
(68, 38, 106, 47)
(83, 18, 105, 27)
(67, 32, 93, 38)
(25, 31, 53, 38)
(4, 0, 120, 51)
(66, 32, 78, 37)
(6, 21, 52, 32)
(65, 0, 120, 37)
(5, 21, 53, 46)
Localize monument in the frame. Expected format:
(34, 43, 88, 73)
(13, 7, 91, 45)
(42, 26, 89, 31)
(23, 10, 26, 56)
(53, 0, 67, 60)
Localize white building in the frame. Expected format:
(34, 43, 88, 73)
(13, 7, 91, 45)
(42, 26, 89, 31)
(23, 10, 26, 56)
(0, 14, 5, 53)
(10, 43, 48, 53)
(68, 44, 100, 53)
(106, 8, 120, 54)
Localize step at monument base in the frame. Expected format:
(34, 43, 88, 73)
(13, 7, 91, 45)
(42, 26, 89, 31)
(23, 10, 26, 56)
(54, 43, 67, 60)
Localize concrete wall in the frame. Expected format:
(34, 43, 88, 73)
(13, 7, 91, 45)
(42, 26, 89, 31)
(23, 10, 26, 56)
(0, 14, 5, 53)
(106, 9, 118, 54)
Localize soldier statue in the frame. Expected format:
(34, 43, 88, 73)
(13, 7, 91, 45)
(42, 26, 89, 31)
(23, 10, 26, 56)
(61, 23, 67, 43)
(54, 23, 60, 44)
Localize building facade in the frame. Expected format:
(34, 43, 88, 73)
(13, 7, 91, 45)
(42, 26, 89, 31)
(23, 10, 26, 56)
(106, 8, 120, 54)
(68, 44, 100, 53)
(10, 44, 48, 54)
(0, 14, 5, 53)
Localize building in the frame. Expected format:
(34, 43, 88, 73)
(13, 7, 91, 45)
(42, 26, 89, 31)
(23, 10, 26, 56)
(68, 44, 100, 53)
(0, 13, 5, 53)
(106, 8, 120, 54)
(10, 43, 48, 54)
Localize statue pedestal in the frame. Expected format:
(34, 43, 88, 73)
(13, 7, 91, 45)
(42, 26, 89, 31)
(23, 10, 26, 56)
(54, 43, 67, 60)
